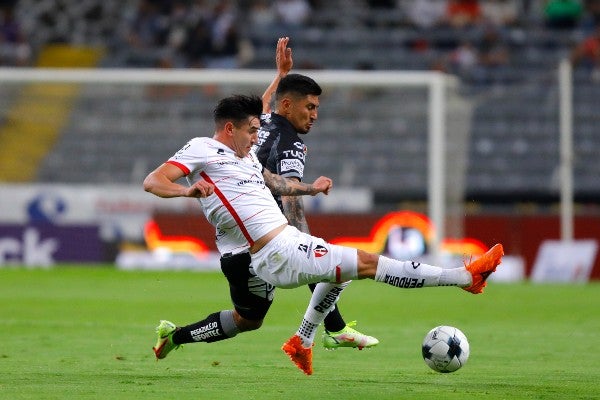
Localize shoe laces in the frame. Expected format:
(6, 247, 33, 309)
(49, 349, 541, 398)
(344, 320, 358, 332)
(328, 320, 359, 335)
(463, 253, 473, 268)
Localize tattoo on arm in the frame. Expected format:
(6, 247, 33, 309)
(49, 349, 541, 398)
(282, 196, 310, 233)
(264, 169, 314, 195)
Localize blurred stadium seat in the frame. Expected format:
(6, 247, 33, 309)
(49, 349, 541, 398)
(3, 0, 599, 208)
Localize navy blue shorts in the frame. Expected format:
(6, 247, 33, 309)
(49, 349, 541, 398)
(220, 252, 275, 321)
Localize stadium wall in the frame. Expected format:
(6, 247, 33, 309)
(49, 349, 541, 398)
(152, 212, 600, 280)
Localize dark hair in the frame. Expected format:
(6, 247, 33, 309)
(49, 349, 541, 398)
(275, 73, 322, 100)
(213, 94, 262, 126)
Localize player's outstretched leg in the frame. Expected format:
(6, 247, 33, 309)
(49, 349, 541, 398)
(152, 320, 181, 360)
(323, 321, 380, 350)
(462, 243, 504, 294)
(282, 335, 313, 375)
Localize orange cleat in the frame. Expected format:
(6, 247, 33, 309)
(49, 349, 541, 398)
(282, 335, 313, 375)
(463, 243, 504, 294)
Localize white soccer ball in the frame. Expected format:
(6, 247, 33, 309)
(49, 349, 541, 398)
(421, 325, 470, 373)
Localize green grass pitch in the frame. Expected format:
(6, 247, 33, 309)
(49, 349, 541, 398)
(1, 266, 599, 399)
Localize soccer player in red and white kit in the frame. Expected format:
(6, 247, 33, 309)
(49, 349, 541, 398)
(255, 37, 378, 355)
(144, 93, 504, 375)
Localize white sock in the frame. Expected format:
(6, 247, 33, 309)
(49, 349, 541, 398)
(297, 319, 319, 348)
(374, 256, 470, 288)
(440, 267, 472, 287)
(296, 281, 350, 347)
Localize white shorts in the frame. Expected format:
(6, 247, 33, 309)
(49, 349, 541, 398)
(250, 226, 358, 289)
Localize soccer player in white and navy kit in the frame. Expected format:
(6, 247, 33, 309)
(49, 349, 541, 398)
(144, 94, 504, 375)
(256, 37, 378, 351)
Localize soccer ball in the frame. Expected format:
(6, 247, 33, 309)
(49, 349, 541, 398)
(421, 325, 470, 373)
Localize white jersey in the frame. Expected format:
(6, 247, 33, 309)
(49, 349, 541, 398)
(167, 136, 288, 256)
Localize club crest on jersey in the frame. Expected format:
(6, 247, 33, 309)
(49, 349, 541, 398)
(313, 245, 328, 258)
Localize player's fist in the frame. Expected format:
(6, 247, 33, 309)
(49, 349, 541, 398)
(311, 176, 333, 195)
(187, 179, 214, 198)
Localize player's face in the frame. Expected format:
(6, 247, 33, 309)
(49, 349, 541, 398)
(231, 116, 260, 158)
(287, 95, 319, 135)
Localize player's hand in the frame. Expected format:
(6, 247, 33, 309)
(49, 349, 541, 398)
(311, 176, 333, 196)
(276, 37, 292, 76)
(186, 179, 214, 198)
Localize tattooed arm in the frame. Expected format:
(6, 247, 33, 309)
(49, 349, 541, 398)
(281, 182, 310, 233)
(264, 172, 332, 234)
(263, 169, 332, 197)
(263, 170, 332, 233)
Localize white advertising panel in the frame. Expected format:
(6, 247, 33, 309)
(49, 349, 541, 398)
(531, 240, 598, 283)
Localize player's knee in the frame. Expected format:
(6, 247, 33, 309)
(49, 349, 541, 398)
(356, 250, 379, 279)
(237, 317, 263, 332)
(232, 309, 264, 331)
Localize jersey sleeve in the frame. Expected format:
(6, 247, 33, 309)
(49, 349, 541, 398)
(276, 137, 306, 181)
(167, 137, 206, 176)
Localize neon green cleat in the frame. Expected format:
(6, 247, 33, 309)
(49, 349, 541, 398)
(152, 320, 181, 360)
(323, 321, 379, 350)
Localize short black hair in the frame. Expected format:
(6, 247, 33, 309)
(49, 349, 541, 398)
(213, 94, 262, 126)
(275, 73, 322, 100)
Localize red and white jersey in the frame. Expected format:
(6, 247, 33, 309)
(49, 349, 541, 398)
(167, 137, 288, 256)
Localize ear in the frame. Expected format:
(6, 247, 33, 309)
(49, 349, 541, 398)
(224, 121, 235, 136)
(279, 98, 292, 114)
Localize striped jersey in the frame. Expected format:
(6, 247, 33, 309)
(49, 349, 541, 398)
(167, 136, 288, 256)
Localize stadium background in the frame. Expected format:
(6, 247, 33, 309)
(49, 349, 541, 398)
(0, 0, 599, 279)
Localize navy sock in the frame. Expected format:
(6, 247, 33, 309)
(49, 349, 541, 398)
(172, 311, 239, 344)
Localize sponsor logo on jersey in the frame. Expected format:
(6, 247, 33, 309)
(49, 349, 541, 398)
(298, 242, 315, 259)
(293, 141, 305, 151)
(282, 149, 306, 161)
(218, 160, 239, 166)
(217, 148, 225, 155)
(280, 159, 304, 174)
(174, 141, 192, 156)
(237, 173, 265, 187)
(255, 127, 271, 147)
(298, 243, 308, 253)
(412, 261, 420, 269)
(313, 245, 328, 258)
(261, 113, 272, 124)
